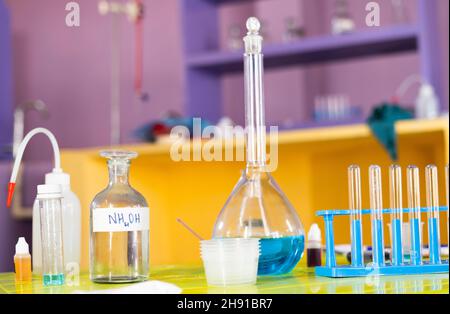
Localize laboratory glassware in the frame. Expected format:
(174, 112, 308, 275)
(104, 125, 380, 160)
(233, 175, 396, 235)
(38, 184, 65, 286)
(416, 84, 440, 119)
(227, 24, 242, 51)
(34, 168, 81, 275)
(389, 165, 403, 266)
(446, 165, 449, 242)
(213, 18, 305, 276)
(348, 165, 363, 267)
(407, 166, 422, 265)
(331, 0, 355, 35)
(6, 127, 81, 275)
(391, 0, 409, 25)
(316, 165, 449, 278)
(282, 17, 304, 43)
(90, 151, 149, 283)
(369, 165, 385, 266)
(306, 224, 322, 268)
(14, 237, 32, 283)
(425, 165, 441, 264)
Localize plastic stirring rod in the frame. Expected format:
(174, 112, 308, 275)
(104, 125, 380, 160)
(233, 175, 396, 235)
(176, 218, 204, 241)
(425, 165, 441, 264)
(389, 165, 403, 266)
(348, 165, 363, 267)
(369, 165, 385, 266)
(407, 166, 422, 265)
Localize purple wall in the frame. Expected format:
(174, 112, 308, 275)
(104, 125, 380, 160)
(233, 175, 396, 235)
(0, 164, 33, 272)
(6, 0, 184, 161)
(5, 0, 449, 154)
(0, 0, 13, 159)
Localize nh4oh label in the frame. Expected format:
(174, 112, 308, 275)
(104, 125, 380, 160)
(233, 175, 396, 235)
(93, 207, 149, 232)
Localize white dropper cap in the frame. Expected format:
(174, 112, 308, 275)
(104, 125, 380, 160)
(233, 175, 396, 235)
(308, 224, 322, 246)
(15, 237, 30, 255)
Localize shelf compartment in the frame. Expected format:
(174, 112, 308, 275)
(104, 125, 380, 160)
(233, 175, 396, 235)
(187, 25, 419, 73)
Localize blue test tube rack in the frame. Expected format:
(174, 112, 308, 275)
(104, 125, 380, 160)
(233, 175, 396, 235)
(315, 206, 449, 278)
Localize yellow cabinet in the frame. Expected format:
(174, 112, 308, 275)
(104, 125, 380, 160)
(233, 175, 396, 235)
(61, 118, 449, 271)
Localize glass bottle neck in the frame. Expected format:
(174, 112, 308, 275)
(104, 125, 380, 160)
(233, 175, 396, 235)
(244, 52, 267, 169)
(108, 161, 130, 185)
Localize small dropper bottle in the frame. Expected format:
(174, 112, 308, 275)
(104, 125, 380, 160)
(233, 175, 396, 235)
(307, 224, 322, 267)
(14, 237, 32, 283)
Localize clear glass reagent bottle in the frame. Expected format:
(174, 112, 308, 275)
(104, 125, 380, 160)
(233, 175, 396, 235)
(90, 151, 149, 283)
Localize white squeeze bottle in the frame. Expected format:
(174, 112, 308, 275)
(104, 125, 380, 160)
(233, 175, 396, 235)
(33, 169, 81, 274)
(7, 128, 81, 274)
(415, 83, 439, 119)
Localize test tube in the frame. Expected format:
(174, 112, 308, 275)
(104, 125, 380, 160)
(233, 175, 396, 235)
(425, 165, 441, 264)
(369, 165, 385, 266)
(348, 165, 363, 267)
(407, 165, 422, 265)
(446, 165, 449, 243)
(38, 185, 65, 286)
(389, 165, 403, 266)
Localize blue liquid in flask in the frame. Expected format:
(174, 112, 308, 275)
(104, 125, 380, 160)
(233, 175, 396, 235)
(258, 235, 305, 275)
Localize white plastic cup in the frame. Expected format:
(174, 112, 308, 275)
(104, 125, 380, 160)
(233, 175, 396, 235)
(201, 238, 260, 287)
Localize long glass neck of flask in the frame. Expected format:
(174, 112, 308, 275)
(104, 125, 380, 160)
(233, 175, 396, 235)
(244, 52, 266, 169)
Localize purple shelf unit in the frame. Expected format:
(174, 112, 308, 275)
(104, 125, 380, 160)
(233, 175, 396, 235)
(0, 0, 13, 160)
(187, 25, 419, 72)
(180, 0, 445, 124)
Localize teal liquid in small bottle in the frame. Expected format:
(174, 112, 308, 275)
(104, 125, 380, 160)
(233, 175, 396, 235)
(43, 273, 65, 286)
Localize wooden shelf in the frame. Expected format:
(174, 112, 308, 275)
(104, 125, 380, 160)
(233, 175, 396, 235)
(63, 118, 448, 158)
(187, 25, 419, 73)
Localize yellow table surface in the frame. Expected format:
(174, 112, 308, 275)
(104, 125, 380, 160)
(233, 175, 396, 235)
(1, 262, 448, 294)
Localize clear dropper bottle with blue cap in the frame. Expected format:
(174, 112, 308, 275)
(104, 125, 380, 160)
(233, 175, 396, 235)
(213, 18, 305, 276)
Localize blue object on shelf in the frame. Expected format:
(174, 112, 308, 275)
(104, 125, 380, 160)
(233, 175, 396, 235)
(366, 104, 413, 162)
(315, 206, 449, 278)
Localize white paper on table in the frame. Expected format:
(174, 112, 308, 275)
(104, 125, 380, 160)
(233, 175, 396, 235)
(73, 280, 182, 294)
